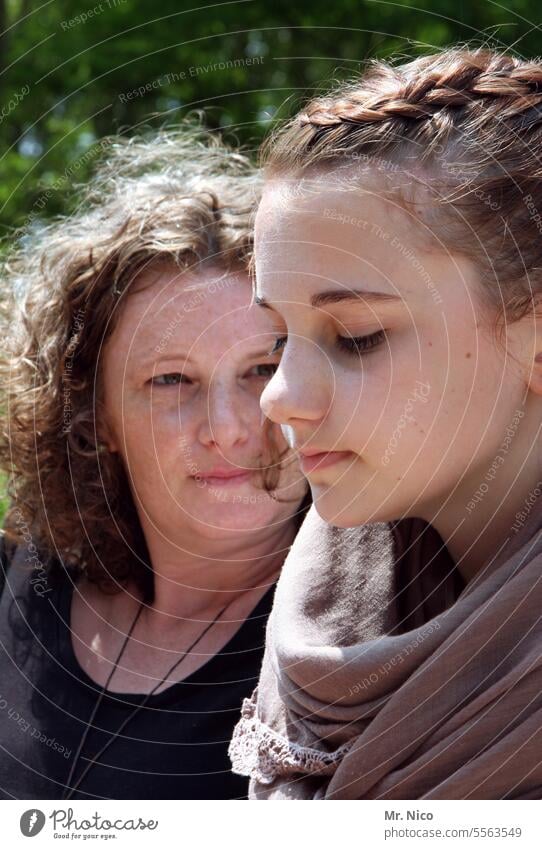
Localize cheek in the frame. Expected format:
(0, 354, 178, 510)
(374, 390, 436, 470)
(116, 400, 182, 473)
(333, 359, 435, 468)
(244, 384, 269, 420)
(333, 368, 402, 446)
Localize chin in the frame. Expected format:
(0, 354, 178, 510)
(191, 503, 282, 535)
(312, 495, 355, 527)
(311, 487, 376, 529)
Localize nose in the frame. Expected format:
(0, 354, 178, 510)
(197, 378, 251, 450)
(260, 344, 330, 426)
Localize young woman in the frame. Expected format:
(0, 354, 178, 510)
(0, 127, 309, 800)
(229, 46, 542, 799)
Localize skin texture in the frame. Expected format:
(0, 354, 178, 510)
(254, 172, 542, 584)
(71, 263, 307, 693)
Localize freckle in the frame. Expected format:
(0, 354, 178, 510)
(428, 342, 433, 347)
(465, 352, 471, 358)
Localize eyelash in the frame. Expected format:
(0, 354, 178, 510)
(267, 329, 386, 357)
(150, 364, 277, 387)
(151, 373, 192, 386)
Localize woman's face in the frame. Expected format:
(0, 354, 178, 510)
(254, 172, 531, 527)
(100, 263, 307, 543)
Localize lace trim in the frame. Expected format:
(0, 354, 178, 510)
(228, 689, 355, 786)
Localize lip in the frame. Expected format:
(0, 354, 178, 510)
(192, 468, 253, 486)
(298, 449, 354, 474)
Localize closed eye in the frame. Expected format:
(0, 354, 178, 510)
(337, 329, 386, 355)
(267, 330, 386, 357)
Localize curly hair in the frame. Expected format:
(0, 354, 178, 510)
(260, 44, 542, 344)
(0, 125, 303, 600)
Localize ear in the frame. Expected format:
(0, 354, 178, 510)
(102, 438, 119, 454)
(520, 294, 542, 396)
(524, 296, 542, 396)
(529, 351, 542, 396)
(98, 432, 119, 454)
(96, 404, 119, 454)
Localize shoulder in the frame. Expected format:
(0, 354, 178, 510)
(0, 532, 17, 594)
(0, 534, 66, 602)
(0, 538, 71, 664)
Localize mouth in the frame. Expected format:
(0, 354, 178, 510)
(192, 469, 253, 487)
(297, 449, 354, 475)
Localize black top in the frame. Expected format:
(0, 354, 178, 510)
(0, 546, 274, 800)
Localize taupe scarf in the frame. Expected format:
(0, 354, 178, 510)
(229, 499, 542, 799)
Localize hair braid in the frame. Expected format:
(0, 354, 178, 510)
(298, 50, 542, 130)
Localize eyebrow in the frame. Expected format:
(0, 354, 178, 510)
(140, 343, 277, 369)
(254, 289, 403, 309)
(139, 352, 193, 369)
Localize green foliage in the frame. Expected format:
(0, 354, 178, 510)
(0, 0, 540, 231)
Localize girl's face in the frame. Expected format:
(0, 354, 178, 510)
(255, 173, 531, 527)
(100, 263, 307, 544)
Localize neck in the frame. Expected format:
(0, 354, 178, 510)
(420, 409, 542, 584)
(137, 517, 299, 626)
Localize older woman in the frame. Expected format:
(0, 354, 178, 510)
(0, 127, 309, 800)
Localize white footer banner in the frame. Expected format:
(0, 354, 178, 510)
(3, 799, 539, 848)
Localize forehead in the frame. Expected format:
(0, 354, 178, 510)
(254, 171, 451, 303)
(259, 171, 424, 250)
(128, 262, 249, 314)
(108, 263, 271, 356)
